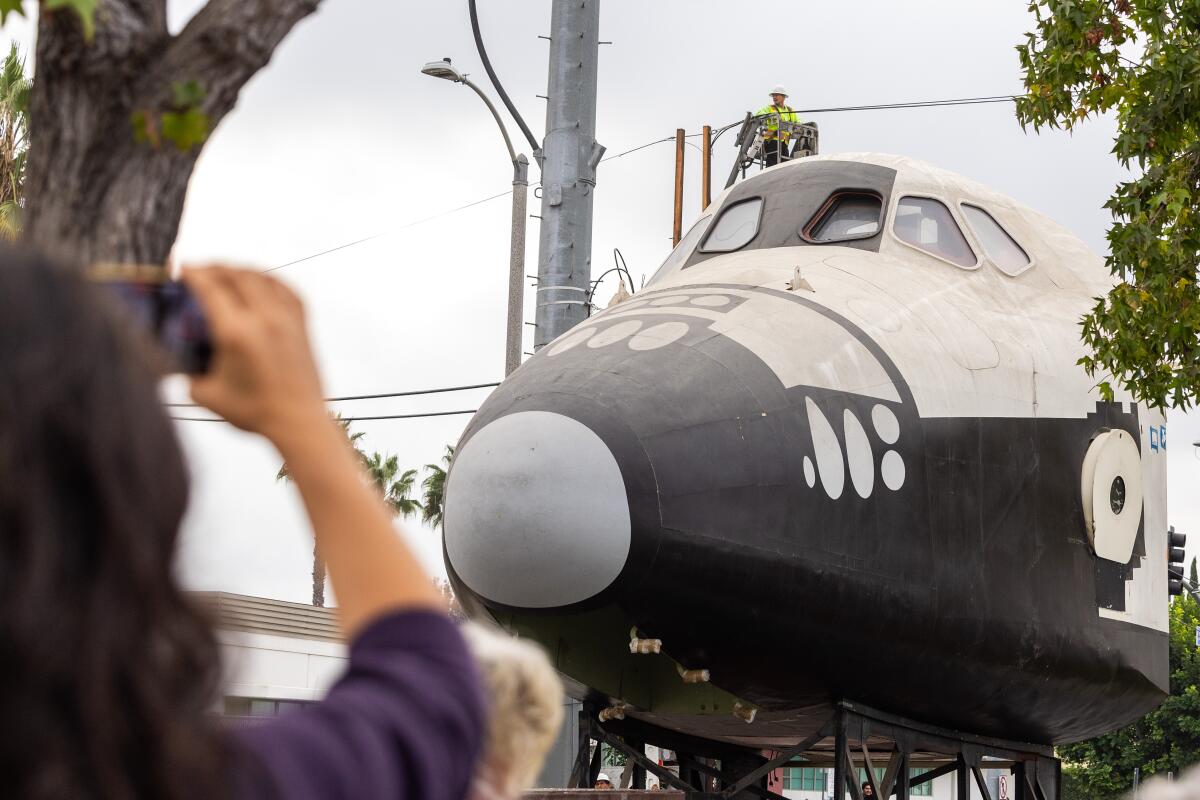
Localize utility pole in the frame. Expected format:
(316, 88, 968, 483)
(533, 0, 604, 350)
(506, 155, 530, 375)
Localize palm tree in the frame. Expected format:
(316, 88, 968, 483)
(363, 453, 422, 520)
(277, 415, 419, 607)
(421, 444, 454, 531)
(0, 44, 30, 241)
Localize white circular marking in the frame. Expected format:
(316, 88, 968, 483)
(691, 295, 731, 307)
(1080, 429, 1143, 563)
(548, 326, 597, 356)
(881, 450, 905, 491)
(843, 410, 874, 499)
(628, 321, 689, 351)
(871, 404, 900, 444)
(445, 411, 631, 608)
(805, 398, 844, 500)
(587, 319, 643, 348)
(649, 295, 689, 306)
(803, 457, 816, 488)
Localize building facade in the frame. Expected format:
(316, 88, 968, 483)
(195, 591, 347, 722)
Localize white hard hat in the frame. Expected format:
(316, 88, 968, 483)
(770, 85, 788, 97)
(596, 773, 611, 783)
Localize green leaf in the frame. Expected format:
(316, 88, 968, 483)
(171, 80, 206, 110)
(160, 107, 209, 152)
(44, 0, 96, 40)
(0, 0, 25, 26)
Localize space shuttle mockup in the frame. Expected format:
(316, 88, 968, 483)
(443, 153, 1168, 749)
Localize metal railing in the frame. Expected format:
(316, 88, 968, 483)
(724, 112, 820, 189)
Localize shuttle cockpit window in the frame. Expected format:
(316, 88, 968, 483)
(892, 196, 977, 268)
(648, 214, 712, 284)
(961, 204, 1031, 276)
(802, 191, 883, 243)
(700, 197, 763, 253)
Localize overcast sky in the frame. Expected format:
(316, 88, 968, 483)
(6, 1, 1197, 602)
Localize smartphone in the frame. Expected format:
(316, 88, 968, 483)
(92, 266, 213, 374)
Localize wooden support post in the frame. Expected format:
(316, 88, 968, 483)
(630, 738, 645, 790)
(588, 736, 603, 788)
(842, 735, 864, 800)
(972, 765, 995, 800)
(672, 127, 685, 246)
(701, 124, 712, 210)
(896, 752, 910, 800)
(834, 713, 846, 800)
(957, 755, 970, 800)
(568, 709, 590, 788)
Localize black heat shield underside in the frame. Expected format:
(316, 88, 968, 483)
(446, 283, 1168, 747)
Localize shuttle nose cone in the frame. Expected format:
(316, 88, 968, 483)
(444, 410, 632, 609)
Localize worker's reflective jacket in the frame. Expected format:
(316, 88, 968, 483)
(756, 104, 799, 141)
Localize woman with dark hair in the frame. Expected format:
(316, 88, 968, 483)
(0, 254, 484, 799)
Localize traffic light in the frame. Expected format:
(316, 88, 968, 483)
(1168, 526, 1187, 596)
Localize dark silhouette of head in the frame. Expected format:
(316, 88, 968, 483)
(0, 251, 226, 798)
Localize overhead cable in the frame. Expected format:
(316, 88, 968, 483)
(263, 94, 1018, 273)
(469, 0, 541, 153)
(171, 409, 478, 423)
(262, 190, 513, 273)
(164, 380, 500, 408)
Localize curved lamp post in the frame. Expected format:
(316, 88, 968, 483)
(422, 58, 530, 377)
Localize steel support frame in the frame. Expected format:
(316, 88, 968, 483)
(578, 700, 1059, 800)
(834, 702, 1060, 800)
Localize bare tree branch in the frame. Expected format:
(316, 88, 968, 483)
(24, 0, 324, 265)
(149, 0, 324, 125)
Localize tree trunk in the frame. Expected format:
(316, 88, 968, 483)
(312, 544, 326, 607)
(24, 0, 323, 266)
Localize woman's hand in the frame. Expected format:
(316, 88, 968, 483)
(184, 266, 328, 449)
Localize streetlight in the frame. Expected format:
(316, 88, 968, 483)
(421, 58, 530, 377)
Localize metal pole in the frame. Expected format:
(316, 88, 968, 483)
(456, 75, 528, 377)
(506, 155, 529, 375)
(459, 77, 518, 163)
(672, 128, 685, 246)
(534, 0, 604, 350)
(701, 124, 712, 210)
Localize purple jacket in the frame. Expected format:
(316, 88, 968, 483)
(232, 610, 485, 800)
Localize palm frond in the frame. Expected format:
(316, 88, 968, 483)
(0, 200, 21, 241)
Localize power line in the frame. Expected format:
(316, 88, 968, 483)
(262, 190, 514, 273)
(707, 95, 1018, 141)
(791, 94, 1017, 115)
(163, 380, 500, 408)
(263, 94, 1018, 273)
(171, 409, 478, 423)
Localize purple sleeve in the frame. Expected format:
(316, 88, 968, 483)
(231, 610, 485, 800)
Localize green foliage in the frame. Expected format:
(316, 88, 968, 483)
(132, 81, 210, 152)
(1016, 0, 1200, 409)
(1058, 561, 1200, 798)
(601, 743, 628, 768)
(0, 43, 29, 241)
(277, 416, 420, 518)
(364, 455, 423, 520)
(0, 2, 21, 28)
(420, 445, 454, 531)
(1, 0, 95, 40)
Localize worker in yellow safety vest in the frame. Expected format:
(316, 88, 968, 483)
(756, 85, 800, 166)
